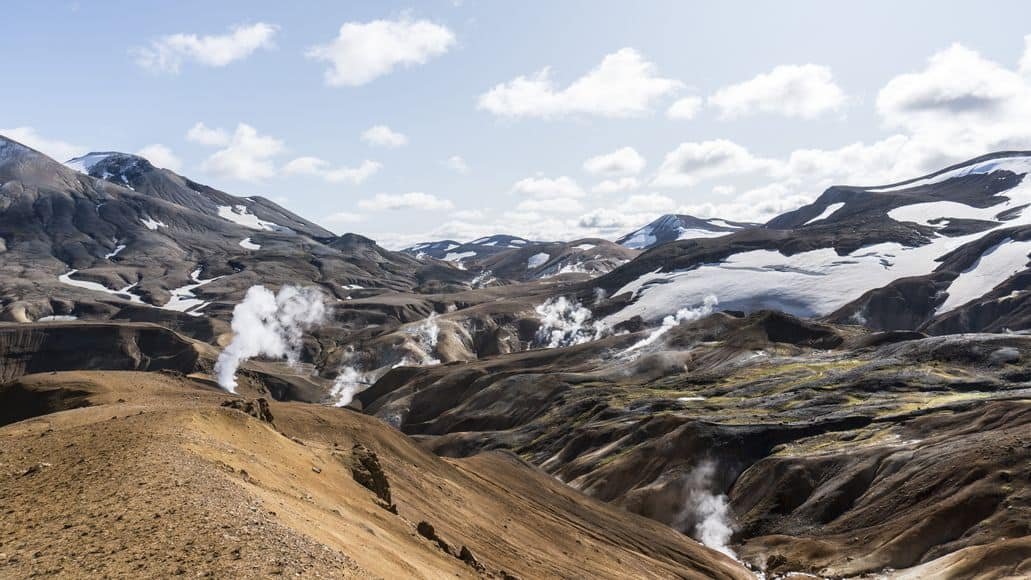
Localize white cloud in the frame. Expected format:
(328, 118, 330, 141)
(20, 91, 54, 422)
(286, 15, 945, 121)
(282, 156, 382, 184)
(446, 155, 470, 174)
(478, 48, 683, 118)
(1021, 34, 1031, 75)
(361, 125, 408, 148)
(875, 43, 1031, 166)
(591, 177, 640, 193)
(666, 96, 703, 119)
(1, 126, 85, 161)
(511, 175, 585, 198)
(306, 18, 455, 86)
(617, 193, 676, 214)
(709, 64, 845, 119)
(516, 197, 584, 214)
(358, 192, 454, 211)
(652, 139, 773, 188)
(136, 144, 182, 171)
(583, 146, 645, 177)
(199, 123, 284, 181)
(186, 122, 230, 146)
(678, 182, 813, 224)
(133, 23, 277, 73)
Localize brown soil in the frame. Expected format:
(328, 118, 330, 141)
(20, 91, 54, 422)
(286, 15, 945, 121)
(0, 370, 751, 579)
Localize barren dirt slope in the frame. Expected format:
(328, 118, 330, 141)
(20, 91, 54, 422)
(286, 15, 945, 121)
(0, 370, 750, 579)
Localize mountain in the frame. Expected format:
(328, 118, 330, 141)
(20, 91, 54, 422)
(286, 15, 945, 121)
(403, 234, 534, 260)
(403, 234, 638, 283)
(0, 136, 450, 324)
(598, 151, 1031, 334)
(617, 214, 757, 249)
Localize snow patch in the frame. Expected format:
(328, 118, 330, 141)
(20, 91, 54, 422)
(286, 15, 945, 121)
(938, 238, 1031, 313)
(140, 217, 166, 230)
(217, 204, 285, 231)
(162, 268, 222, 315)
(58, 270, 144, 304)
(239, 238, 261, 250)
(803, 202, 845, 226)
(527, 252, 550, 269)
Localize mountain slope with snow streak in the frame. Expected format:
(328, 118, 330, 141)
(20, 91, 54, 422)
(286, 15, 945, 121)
(600, 152, 1031, 333)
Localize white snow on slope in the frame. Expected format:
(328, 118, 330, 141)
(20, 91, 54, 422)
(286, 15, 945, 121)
(938, 238, 1031, 314)
(140, 217, 166, 230)
(527, 252, 550, 269)
(162, 268, 222, 315)
(444, 251, 476, 262)
(239, 238, 261, 250)
(58, 270, 144, 304)
(611, 168, 1031, 324)
(868, 155, 1031, 192)
(37, 315, 79, 322)
(622, 228, 656, 249)
(575, 243, 596, 251)
(803, 202, 845, 226)
(676, 229, 733, 241)
(64, 153, 115, 174)
(104, 242, 126, 259)
(217, 205, 283, 231)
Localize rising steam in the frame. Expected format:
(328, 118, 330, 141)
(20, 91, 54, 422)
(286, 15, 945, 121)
(626, 295, 718, 352)
(330, 348, 375, 407)
(214, 285, 327, 393)
(675, 460, 737, 559)
(331, 314, 441, 406)
(534, 296, 608, 348)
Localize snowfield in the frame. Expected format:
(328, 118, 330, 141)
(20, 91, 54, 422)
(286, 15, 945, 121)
(803, 202, 845, 225)
(217, 205, 285, 231)
(938, 238, 1031, 313)
(527, 252, 550, 269)
(609, 168, 1031, 324)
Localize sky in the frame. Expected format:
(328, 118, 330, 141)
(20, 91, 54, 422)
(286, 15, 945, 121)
(4, 1, 1031, 248)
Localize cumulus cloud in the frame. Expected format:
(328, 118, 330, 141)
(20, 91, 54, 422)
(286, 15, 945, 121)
(361, 125, 408, 148)
(511, 175, 585, 198)
(446, 155, 470, 174)
(478, 48, 683, 118)
(709, 64, 845, 119)
(186, 122, 230, 146)
(679, 182, 813, 224)
(875, 43, 1031, 165)
(652, 139, 774, 188)
(306, 18, 455, 86)
(1, 126, 85, 161)
(592, 177, 640, 193)
(198, 123, 284, 181)
(583, 146, 645, 177)
(358, 192, 454, 211)
(136, 144, 182, 171)
(617, 193, 677, 214)
(283, 157, 381, 184)
(667, 96, 703, 119)
(133, 23, 278, 73)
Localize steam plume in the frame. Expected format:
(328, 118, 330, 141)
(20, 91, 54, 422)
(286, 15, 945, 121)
(330, 349, 374, 407)
(214, 285, 326, 393)
(627, 295, 718, 352)
(675, 460, 737, 559)
(534, 296, 608, 348)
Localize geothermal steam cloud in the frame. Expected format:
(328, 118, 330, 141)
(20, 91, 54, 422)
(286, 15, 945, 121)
(675, 460, 736, 559)
(535, 296, 608, 348)
(627, 295, 718, 352)
(215, 285, 327, 393)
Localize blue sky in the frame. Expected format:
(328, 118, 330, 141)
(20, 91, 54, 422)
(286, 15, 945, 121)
(5, 1, 1031, 247)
